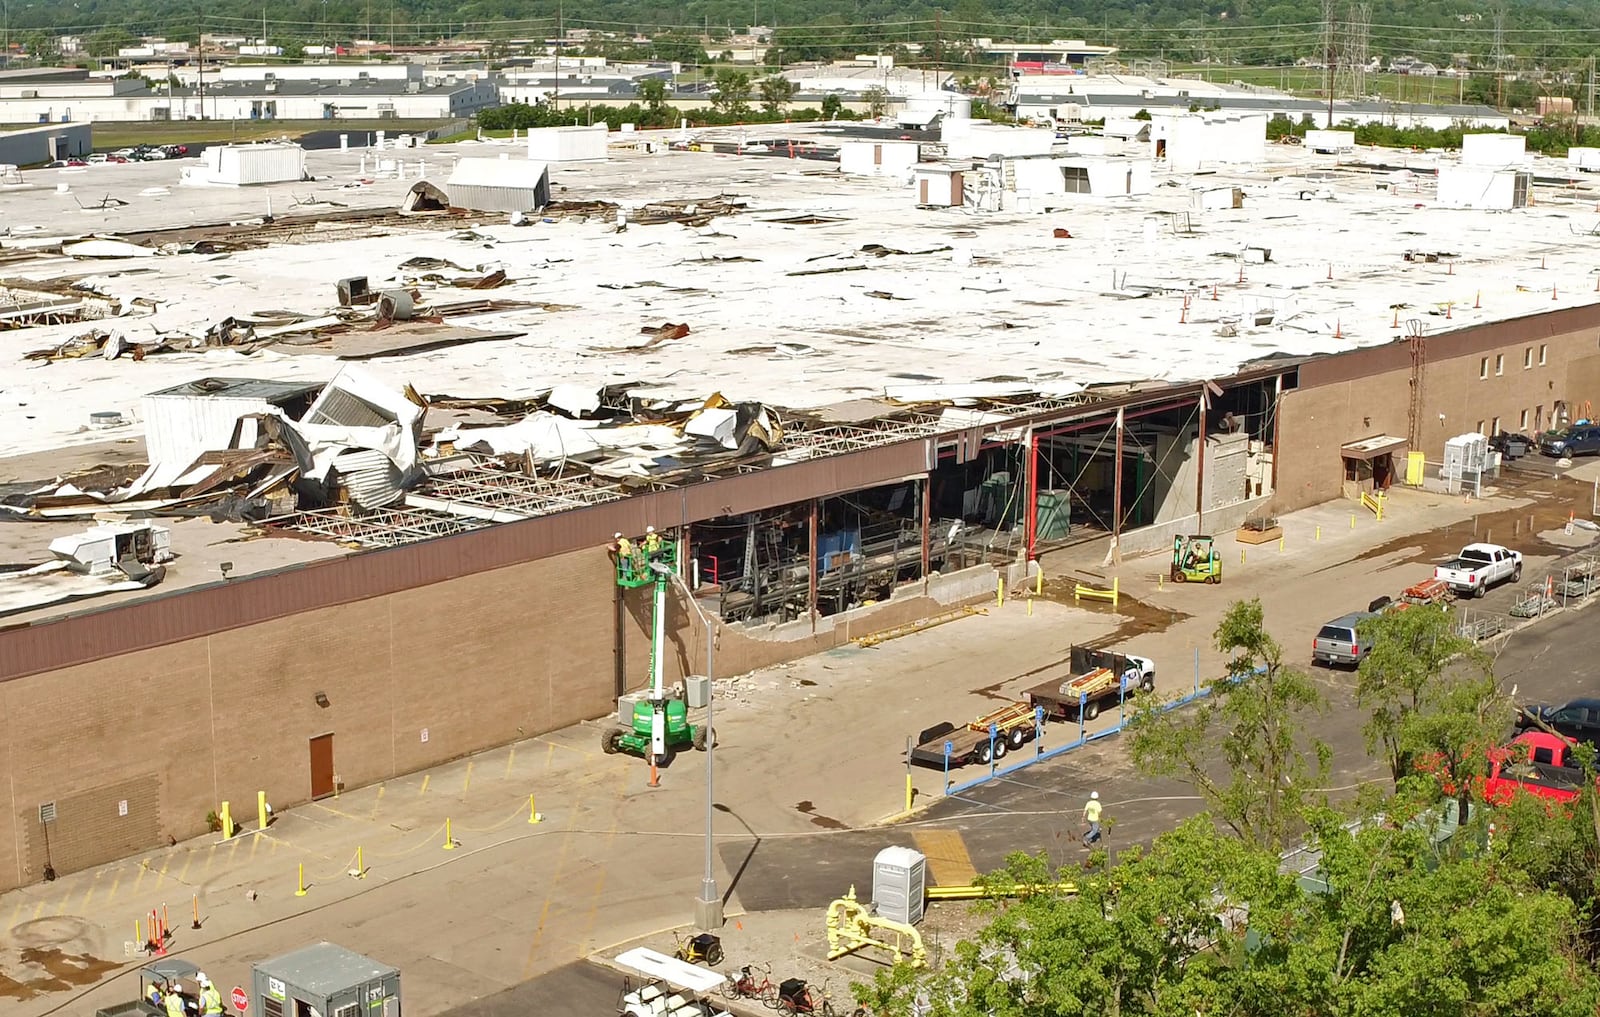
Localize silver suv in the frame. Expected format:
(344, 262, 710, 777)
(1313, 612, 1375, 668)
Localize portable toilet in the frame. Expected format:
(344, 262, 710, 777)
(872, 845, 927, 926)
(252, 942, 400, 1017)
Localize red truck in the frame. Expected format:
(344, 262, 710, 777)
(1479, 731, 1595, 806)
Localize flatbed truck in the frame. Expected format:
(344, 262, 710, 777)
(1025, 646, 1155, 722)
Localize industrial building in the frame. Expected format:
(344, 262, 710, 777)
(1, 121, 1599, 893)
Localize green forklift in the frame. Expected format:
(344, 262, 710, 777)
(601, 533, 713, 764)
(1170, 534, 1222, 584)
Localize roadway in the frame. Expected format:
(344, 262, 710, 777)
(718, 601, 1600, 911)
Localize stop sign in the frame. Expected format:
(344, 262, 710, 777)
(232, 987, 250, 1013)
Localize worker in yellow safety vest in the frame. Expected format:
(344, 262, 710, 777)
(643, 526, 663, 561)
(163, 984, 186, 1017)
(198, 974, 223, 1016)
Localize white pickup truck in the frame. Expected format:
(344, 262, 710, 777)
(1434, 543, 1523, 598)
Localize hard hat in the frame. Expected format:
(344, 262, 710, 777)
(614, 532, 623, 539)
(1090, 791, 1099, 800)
(646, 525, 656, 533)
(197, 975, 210, 987)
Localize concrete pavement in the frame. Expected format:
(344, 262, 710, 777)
(4, 470, 1599, 1017)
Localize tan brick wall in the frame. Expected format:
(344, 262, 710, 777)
(0, 540, 985, 892)
(1276, 323, 1600, 512)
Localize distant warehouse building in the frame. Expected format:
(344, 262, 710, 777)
(0, 66, 497, 123)
(0, 122, 91, 166)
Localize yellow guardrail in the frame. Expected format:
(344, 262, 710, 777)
(1360, 491, 1385, 520)
(853, 605, 985, 647)
(1073, 576, 1119, 607)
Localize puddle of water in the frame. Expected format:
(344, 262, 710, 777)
(1322, 474, 1600, 573)
(0, 947, 120, 1001)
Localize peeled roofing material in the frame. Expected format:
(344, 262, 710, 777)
(6, 135, 1600, 459)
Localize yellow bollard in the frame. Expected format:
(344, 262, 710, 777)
(905, 773, 914, 813)
(1315, 525, 1321, 541)
(136, 919, 142, 947)
(996, 576, 1004, 608)
(354, 846, 365, 878)
(1026, 596, 1033, 616)
(1350, 514, 1356, 529)
(443, 818, 457, 851)
(219, 801, 234, 839)
(1035, 570, 1043, 596)
(295, 863, 307, 897)
(1241, 549, 1246, 566)
(1112, 577, 1119, 607)
(528, 794, 542, 825)
(1278, 536, 1284, 553)
(1158, 573, 1164, 589)
(258, 790, 268, 830)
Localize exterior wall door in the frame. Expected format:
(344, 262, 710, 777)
(919, 178, 928, 205)
(950, 172, 963, 205)
(309, 734, 335, 800)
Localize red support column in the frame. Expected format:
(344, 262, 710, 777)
(1026, 430, 1040, 561)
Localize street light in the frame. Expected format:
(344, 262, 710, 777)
(650, 560, 722, 931)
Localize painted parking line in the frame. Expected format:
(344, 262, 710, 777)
(463, 762, 474, 795)
(419, 775, 430, 796)
(504, 747, 516, 779)
(80, 869, 105, 911)
(912, 829, 978, 886)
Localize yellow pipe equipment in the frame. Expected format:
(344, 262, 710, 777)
(825, 886, 927, 968)
(925, 881, 1078, 901)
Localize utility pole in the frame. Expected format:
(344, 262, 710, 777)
(1321, 0, 1336, 126)
(553, 0, 562, 111)
(1492, 5, 1506, 108)
(196, 0, 205, 121)
(934, 10, 941, 83)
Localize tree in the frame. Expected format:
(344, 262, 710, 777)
(1356, 605, 1492, 786)
(862, 85, 890, 119)
(87, 27, 135, 59)
(22, 32, 62, 66)
(711, 69, 751, 116)
(902, 821, 1280, 1017)
(758, 73, 797, 115)
(637, 77, 669, 115)
(820, 94, 843, 120)
(1129, 598, 1330, 852)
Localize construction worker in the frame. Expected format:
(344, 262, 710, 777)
(146, 981, 164, 1008)
(1082, 791, 1103, 847)
(198, 974, 223, 1016)
(643, 525, 663, 562)
(163, 982, 187, 1017)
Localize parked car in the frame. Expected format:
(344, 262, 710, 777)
(1313, 611, 1377, 667)
(1433, 542, 1522, 598)
(45, 158, 87, 168)
(1515, 697, 1600, 748)
(1540, 423, 1600, 458)
(1488, 431, 1533, 460)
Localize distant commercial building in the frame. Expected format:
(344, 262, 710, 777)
(0, 122, 91, 165)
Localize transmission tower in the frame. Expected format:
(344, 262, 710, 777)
(1334, 3, 1369, 101)
(1491, 5, 1507, 107)
(1320, 0, 1339, 122)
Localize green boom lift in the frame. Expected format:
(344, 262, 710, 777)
(601, 536, 712, 763)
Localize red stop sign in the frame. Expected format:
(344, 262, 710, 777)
(232, 987, 250, 1012)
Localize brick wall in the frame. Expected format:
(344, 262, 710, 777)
(0, 541, 989, 892)
(1275, 317, 1600, 512)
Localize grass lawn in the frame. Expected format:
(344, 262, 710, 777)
(0, 118, 451, 151)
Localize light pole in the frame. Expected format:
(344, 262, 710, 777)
(650, 561, 722, 931)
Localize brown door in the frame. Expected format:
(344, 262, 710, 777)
(919, 178, 929, 205)
(873, 144, 882, 165)
(309, 734, 335, 799)
(950, 172, 963, 205)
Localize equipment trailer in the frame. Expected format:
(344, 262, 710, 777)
(909, 701, 1043, 768)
